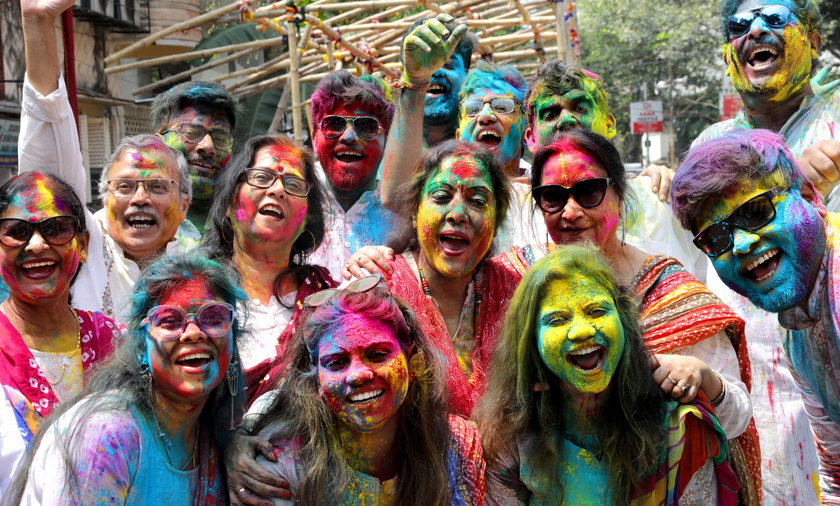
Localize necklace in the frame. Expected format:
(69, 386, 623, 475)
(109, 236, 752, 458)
(417, 265, 482, 339)
(151, 408, 199, 472)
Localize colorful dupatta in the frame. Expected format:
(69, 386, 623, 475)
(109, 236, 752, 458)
(632, 393, 739, 505)
(634, 255, 762, 505)
(245, 266, 337, 405)
(0, 310, 119, 442)
(387, 254, 522, 417)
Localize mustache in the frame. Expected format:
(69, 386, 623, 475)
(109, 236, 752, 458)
(124, 205, 161, 221)
(740, 34, 782, 54)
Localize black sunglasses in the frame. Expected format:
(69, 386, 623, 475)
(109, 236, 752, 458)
(532, 178, 614, 214)
(319, 116, 382, 141)
(728, 4, 794, 38)
(0, 216, 80, 248)
(693, 187, 785, 257)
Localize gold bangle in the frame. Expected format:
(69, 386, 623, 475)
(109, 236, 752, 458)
(710, 371, 726, 407)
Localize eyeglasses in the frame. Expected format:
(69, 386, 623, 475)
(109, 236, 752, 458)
(728, 4, 794, 38)
(319, 116, 382, 141)
(144, 302, 236, 341)
(160, 123, 233, 152)
(461, 97, 522, 117)
(532, 178, 614, 214)
(693, 187, 785, 257)
(107, 178, 181, 199)
(243, 168, 312, 197)
(0, 216, 80, 248)
(304, 273, 386, 308)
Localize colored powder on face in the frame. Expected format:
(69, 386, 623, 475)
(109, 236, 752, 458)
(158, 277, 213, 308)
(447, 156, 482, 181)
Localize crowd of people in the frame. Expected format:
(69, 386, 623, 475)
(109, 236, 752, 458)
(1, 0, 839, 503)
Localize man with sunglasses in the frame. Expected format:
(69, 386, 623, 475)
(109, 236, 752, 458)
(306, 70, 404, 278)
(694, 0, 840, 213)
(673, 128, 839, 501)
(18, 0, 238, 234)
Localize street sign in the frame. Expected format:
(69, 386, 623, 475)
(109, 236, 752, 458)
(630, 101, 663, 134)
(720, 74, 743, 121)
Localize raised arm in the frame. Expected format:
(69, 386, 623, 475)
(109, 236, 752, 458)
(19, 0, 87, 199)
(379, 14, 467, 212)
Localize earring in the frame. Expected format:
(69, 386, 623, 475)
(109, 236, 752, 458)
(221, 217, 235, 244)
(227, 356, 239, 395)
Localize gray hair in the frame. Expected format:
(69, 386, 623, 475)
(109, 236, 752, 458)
(98, 134, 192, 206)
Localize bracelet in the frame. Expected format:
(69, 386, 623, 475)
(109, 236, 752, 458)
(710, 371, 726, 407)
(395, 78, 430, 91)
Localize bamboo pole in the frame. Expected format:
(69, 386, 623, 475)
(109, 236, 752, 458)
(105, 35, 286, 74)
(287, 21, 303, 143)
(105, 2, 243, 64)
(268, 81, 291, 134)
(131, 48, 253, 96)
(304, 15, 399, 78)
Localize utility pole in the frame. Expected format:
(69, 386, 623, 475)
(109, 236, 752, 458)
(668, 57, 676, 168)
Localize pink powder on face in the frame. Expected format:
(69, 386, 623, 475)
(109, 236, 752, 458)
(158, 277, 213, 308)
(235, 208, 247, 221)
(448, 157, 482, 181)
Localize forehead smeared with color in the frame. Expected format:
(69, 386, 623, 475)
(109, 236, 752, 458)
(8, 174, 71, 218)
(158, 276, 213, 307)
(461, 65, 528, 102)
(527, 70, 610, 124)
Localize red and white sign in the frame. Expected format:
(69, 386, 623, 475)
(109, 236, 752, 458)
(630, 101, 663, 134)
(719, 74, 743, 121)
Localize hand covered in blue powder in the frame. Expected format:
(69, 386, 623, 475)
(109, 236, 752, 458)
(811, 66, 840, 98)
(402, 13, 468, 87)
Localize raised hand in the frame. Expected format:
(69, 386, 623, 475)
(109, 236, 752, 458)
(401, 13, 468, 88)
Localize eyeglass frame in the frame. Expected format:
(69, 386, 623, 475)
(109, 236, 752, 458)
(318, 115, 384, 141)
(693, 186, 786, 257)
(0, 215, 81, 248)
(159, 123, 234, 152)
(143, 301, 237, 341)
(304, 273, 388, 308)
(531, 178, 614, 214)
(241, 168, 312, 198)
(106, 178, 183, 199)
(460, 97, 524, 117)
(727, 4, 795, 38)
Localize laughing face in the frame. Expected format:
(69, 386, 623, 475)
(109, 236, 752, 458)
(145, 278, 233, 407)
(0, 179, 88, 304)
(457, 87, 526, 172)
(416, 155, 497, 278)
(723, 0, 819, 103)
(313, 102, 385, 193)
(160, 106, 233, 201)
(525, 80, 616, 152)
(318, 313, 410, 434)
(696, 177, 825, 312)
(537, 275, 625, 394)
(425, 54, 467, 126)
(539, 144, 622, 249)
(105, 147, 189, 263)
(231, 145, 309, 250)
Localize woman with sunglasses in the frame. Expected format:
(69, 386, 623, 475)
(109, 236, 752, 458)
(515, 129, 761, 502)
(249, 279, 485, 505)
(5, 254, 244, 504)
(0, 172, 123, 496)
(201, 134, 337, 403)
(476, 245, 738, 504)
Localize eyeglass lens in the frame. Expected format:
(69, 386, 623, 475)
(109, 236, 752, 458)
(728, 5, 792, 37)
(534, 178, 611, 213)
(108, 179, 178, 198)
(175, 124, 233, 151)
(244, 169, 311, 197)
(148, 303, 234, 340)
(0, 216, 78, 248)
(694, 192, 778, 256)
(320, 116, 381, 140)
(463, 98, 517, 117)
(304, 274, 384, 307)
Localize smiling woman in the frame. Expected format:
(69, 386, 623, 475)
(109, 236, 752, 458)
(4, 254, 245, 505)
(0, 172, 123, 497)
(250, 285, 485, 505)
(201, 134, 337, 403)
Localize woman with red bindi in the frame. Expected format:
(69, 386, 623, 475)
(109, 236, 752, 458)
(0, 172, 122, 496)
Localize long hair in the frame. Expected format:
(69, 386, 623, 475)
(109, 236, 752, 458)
(252, 289, 452, 505)
(4, 254, 247, 505)
(388, 139, 510, 257)
(201, 134, 327, 300)
(473, 244, 665, 504)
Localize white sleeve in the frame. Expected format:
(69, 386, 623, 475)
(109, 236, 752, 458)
(795, 373, 840, 501)
(19, 72, 88, 202)
(669, 331, 753, 439)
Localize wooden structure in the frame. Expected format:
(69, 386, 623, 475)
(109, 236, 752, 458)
(105, 0, 580, 141)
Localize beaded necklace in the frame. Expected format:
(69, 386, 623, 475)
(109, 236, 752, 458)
(417, 265, 483, 337)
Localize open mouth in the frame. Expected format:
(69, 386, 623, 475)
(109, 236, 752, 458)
(189, 161, 218, 177)
(349, 389, 384, 403)
(746, 45, 780, 70)
(175, 351, 213, 369)
(477, 130, 502, 147)
(20, 259, 57, 278)
(743, 247, 781, 282)
(427, 83, 447, 98)
(335, 150, 364, 163)
(566, 344, 606, 372)
(259, 204, 285, 220)
(126, 215, 157, 230)
(439, 232, 470, 255)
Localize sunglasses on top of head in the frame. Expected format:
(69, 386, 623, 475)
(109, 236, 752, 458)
(728, 4, 794, 38)
(693, 187, 785, 257)
(532, 178, 614, 214)
(319, 116, 383, 141)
